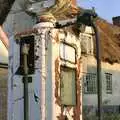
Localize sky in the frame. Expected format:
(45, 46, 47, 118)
(77, 0, 120, 23)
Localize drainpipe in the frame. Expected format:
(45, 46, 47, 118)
(92, 22, 102, 120)
(21, 44, 29, 120)
(76, 9, 102, 120)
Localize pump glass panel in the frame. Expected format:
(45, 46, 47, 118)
(60, 43, 76, 63)
(60, 66, 76, 106)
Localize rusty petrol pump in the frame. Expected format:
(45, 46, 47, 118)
(12, 8, 101, 120)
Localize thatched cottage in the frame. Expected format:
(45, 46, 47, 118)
(82, 18, 120, 116)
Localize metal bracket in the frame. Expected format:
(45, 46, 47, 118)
(22, 77, 32, 83)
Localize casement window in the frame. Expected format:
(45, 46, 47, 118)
(60, 66, 76, 106)
(84, 73, 97, 94)
(105, 73, 112, 94)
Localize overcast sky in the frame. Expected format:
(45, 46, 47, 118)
(77, 0, 120, 23)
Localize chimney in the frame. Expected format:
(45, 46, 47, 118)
(72, 0, 76, 5)
(112, 16, 120, 27)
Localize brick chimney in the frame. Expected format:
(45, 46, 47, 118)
(72, 0, 76, 5)
(112, 16, 120, 27)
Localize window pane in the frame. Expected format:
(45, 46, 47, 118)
(105, 73, 112, 94)
(60, 43, 76, 63)
(84, 73, 97, 94)
(60, 67, 76, 105)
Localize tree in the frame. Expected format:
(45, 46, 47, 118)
(0, 0, 15, 25)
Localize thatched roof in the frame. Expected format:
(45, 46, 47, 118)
(96, 19, 120, 64)
(41, 0, 120, 64)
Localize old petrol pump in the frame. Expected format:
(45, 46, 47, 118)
(8, 6, 101, 120)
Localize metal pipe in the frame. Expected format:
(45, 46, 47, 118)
(92, 22, 102, 120)
(22, 44, 29, 120)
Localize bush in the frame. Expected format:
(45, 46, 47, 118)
(83, 107, 120, 120)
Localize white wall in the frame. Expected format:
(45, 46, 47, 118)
(82, 55, 120, 106)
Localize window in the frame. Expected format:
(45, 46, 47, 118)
(16, 35, 35, 75)
(105, 73, 112, 94)
(84, 73, 97, 94)
(80, 33, 93, 55)
(60, 66, 76, 106)
(60, 42, 76, 64)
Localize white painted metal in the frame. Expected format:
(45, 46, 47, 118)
(16, 0, 55, 14)
(8, 21, 83, 120)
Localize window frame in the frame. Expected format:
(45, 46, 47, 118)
(59, 42, 77, 64)
(105, 73, 112, 94)
(15, 35, 35, 75)
(60, 66, 77, 106)
(84, 73, 97, 94)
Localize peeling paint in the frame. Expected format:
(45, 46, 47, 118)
(55, 58, 61, 106)
(54, 30, 82, 120)
(73, 58, 81, 120)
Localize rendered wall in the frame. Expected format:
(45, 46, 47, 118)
(82, 55, 120, 106)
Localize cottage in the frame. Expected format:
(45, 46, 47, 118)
(81, 19, 120, 117)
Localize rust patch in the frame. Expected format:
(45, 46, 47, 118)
(55, 58, 65, 120)
(73, 58, 81, 120)
(55, 58, 61, 106)
(57, 106, 65, 120)
(55, 32, 60, 43)
(15, 28, 38, 37)
(55, 57, 82, 120)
